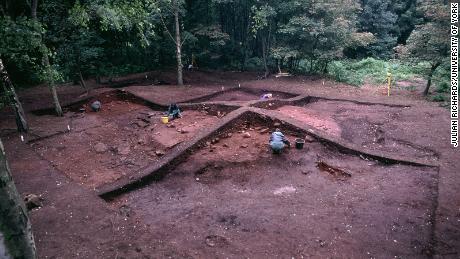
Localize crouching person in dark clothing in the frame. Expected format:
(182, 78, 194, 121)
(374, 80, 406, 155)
(167, 103, 182, 120)
(269, 128, 290, 154)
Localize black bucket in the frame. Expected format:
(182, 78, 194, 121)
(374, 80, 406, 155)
(295, 138, 305, 149)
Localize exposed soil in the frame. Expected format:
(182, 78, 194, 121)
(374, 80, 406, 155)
(206, 90, 262, 102)
(111, 123, 438, 258)
(203, 90, 295, 103)
(1, 70, 458, 258)
(29, 94, 221, 188)
(277, 100, 439, 163)
(277, 105, 342, 137)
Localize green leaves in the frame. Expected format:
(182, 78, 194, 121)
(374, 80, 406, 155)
(275, 0, 362, 65)
(250, 4, 276, 35)
(400, 1, 449, 66)
(68, 1, 90, 28)
(0, 16, 49, 85)
(358, 0, 398, 58)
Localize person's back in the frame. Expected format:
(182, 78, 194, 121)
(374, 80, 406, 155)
(167, 103, 181, 119)
(269, 129, 290, 154)
(90, 101, 101, 112)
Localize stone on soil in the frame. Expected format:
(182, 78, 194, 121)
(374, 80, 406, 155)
(180, 126, 192, 134)
(137, 135, 150, 145)
(259, 128, 269, 134)
(24, 194, 42, 210)
(304, 135, 315, 143)
(243, 132, 251, 138)
(155, 150, 165, 156)
(94, 142, 108, 153)
(119, 205, 132, 217)
(117, 144, 131, 155)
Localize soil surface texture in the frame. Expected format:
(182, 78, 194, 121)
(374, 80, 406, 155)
(0, 70, 458, 258)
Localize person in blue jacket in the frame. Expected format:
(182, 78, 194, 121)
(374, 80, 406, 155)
(269, 128, 290, 154)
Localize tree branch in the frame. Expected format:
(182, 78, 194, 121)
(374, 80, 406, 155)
(159, 12, 177, 44)
(180, 32, 190, 47)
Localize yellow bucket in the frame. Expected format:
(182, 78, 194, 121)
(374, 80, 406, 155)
(161, 116, 169, 124)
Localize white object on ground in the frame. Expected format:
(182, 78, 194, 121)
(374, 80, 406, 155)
(273, 186, 296, 195)
(261, 93, 273, 99)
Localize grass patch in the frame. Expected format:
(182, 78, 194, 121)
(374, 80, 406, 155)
(327, 58, 428, 86)
(431, 94, 447, 102)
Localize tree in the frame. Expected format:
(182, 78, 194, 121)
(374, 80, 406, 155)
(392, 0, 420, 44)
(275, 0, 367, 73)
(173, 0, 184, 85)
(0, 15, 45, 132)
(0, 59, 28, 132)
(0, 139, 36, 258)
(251, 2, 276, 77)
(359, 0, 397, 58)
(31, 0, 63, 116)
(156, 0, 186, 85)
(0, 9, 63, 118)
(53, 0, 157, 86)
(398, 0, 449, 95)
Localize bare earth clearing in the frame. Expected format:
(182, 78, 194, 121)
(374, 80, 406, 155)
(0, 70, 458, 258)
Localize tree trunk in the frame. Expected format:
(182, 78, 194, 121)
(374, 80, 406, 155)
(33, 0, 62, 117)
(43, 58, 63, 117)
(49, 84, 63, 116)
(262, 37, 269, 78)
(78, 70, 89, 94)
(322, 61, 329, 74)
(423, 62, 441, 96)
(0, 139, 36, 259)
(30, 0, 38, 20)
(0, 59, 28, 133)
(173, 0, 184, 86)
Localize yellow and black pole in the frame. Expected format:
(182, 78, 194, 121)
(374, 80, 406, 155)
(387, 72, 392, 96)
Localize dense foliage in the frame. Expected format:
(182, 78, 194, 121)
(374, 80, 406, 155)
(0, 0, 451, 90)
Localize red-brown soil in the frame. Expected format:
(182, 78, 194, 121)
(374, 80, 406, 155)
(204, 90, 294, 102)
(112, 124, 438, 258)
(1, 70, 458, 258)
(277, 100, 439, 163)
(29, 95, 221, 188)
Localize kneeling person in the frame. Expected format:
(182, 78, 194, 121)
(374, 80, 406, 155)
(167, 103, 182, 120)
(269, 128, 290, 154)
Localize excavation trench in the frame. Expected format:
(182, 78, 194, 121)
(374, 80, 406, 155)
(105, 111, 439, 258)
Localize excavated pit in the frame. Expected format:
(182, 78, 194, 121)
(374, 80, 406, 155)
(253, 97, 439, 162)
(107, 116, 439, 258)
(28, 97, 230, 188)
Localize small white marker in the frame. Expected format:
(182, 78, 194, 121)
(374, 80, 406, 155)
(20, 135, 24, 142)
(67, 125, 71, 131)
(221, 86, 224, 91)
(238, 83, 241, 88)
